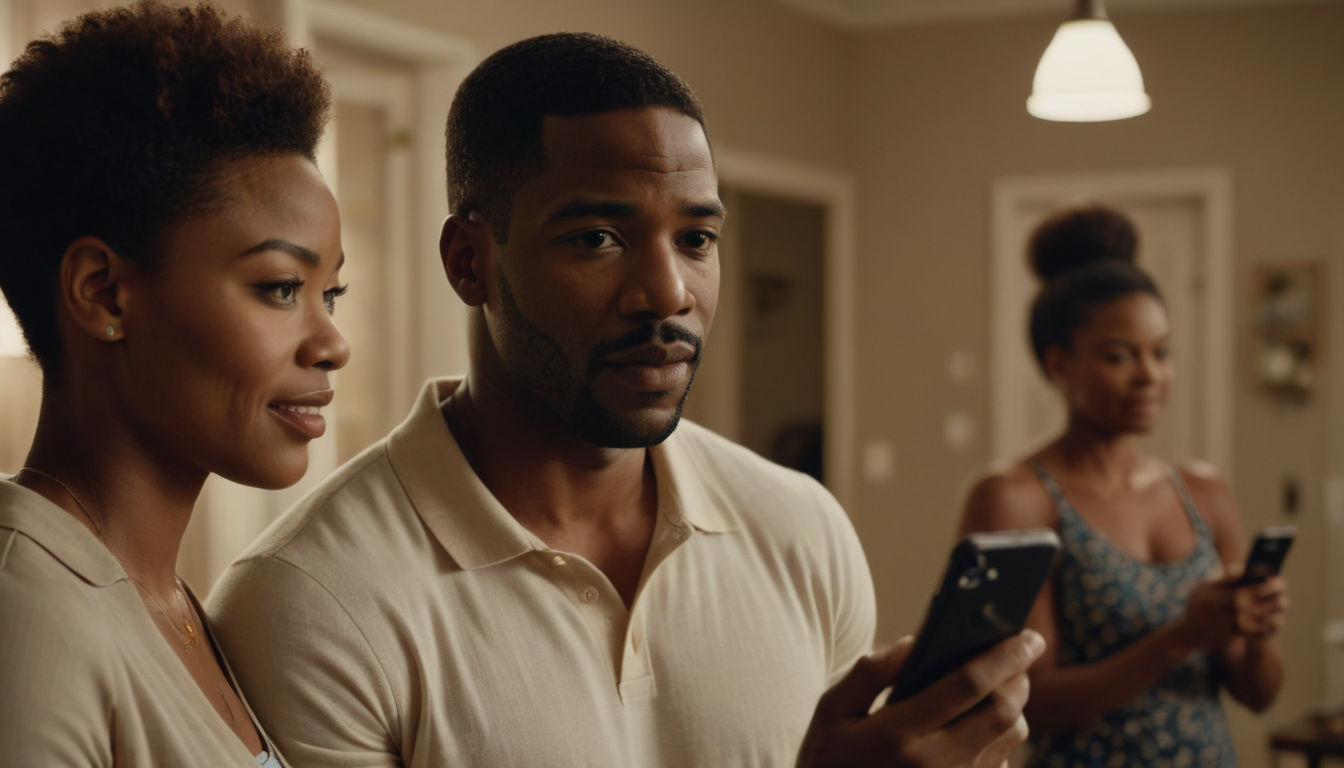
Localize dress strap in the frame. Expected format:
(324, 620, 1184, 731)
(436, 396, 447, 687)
(1165, 464, 1211, 536)
(1027, 460, 1071, 513)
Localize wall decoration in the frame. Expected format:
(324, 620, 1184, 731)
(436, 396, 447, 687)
(1252, 262, 1320, 398)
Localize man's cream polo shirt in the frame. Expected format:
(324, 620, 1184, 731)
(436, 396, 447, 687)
(209, 378, 876, 767)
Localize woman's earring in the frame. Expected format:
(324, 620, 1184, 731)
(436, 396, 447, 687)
(105, 324, 116, 337)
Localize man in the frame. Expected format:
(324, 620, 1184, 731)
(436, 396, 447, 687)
(209, 33, 1041, 767)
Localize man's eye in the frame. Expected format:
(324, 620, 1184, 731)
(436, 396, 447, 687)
(573, 231, 615, 249)
(681, 231, 718, 249)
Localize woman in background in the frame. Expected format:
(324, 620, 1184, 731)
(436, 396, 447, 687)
(0, 3, 346, 765)
(959, 204, 1287, 767)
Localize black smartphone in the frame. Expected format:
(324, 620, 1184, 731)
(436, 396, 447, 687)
(885, 528, 1060, 705)
(1237, 526, 1296, 586)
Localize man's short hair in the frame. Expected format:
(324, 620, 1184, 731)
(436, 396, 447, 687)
(446, 32, 706, 244)
(0, 0, 330, 373)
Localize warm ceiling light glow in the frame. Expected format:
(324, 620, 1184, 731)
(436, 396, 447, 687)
(0, 299, 26, 358)
(1028, 0, 1150, 123)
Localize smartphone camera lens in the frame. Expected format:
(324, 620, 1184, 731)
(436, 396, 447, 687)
(959, 554, 989, 590)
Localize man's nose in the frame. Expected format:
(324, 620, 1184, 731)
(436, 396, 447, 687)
(618, 239, 695, 321)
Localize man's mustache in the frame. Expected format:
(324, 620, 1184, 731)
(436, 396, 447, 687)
(587, 323, 703, 377)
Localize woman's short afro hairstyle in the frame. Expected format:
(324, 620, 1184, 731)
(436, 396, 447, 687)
(0, 0, 331, 373)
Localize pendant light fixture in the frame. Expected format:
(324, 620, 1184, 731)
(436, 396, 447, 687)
(1028, 0, 1151, 122)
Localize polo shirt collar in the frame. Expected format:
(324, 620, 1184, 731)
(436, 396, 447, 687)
(384, 379, 535, 571)
(385, 378, 734, 571)
(0, 479, 126, 587)
(649, 431, 735, 534)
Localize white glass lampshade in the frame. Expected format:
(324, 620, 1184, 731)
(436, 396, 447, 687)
(0, 298, 27, 358)
(1028, 19, 1151, 122)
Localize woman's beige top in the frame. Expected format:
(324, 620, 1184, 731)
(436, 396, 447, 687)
(0, 479, 285, 767)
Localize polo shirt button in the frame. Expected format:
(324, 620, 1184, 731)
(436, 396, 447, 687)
(579, 586, 599, 603)
(551, 555, 567, 567)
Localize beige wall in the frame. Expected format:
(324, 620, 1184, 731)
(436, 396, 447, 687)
(332, 0, 855, 171)
(847, 5, 1344, 764)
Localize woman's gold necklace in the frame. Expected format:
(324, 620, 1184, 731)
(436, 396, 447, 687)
(17, 468, 200, 654)
(128, 574, 200, 651)
(14, 466, 244, 736)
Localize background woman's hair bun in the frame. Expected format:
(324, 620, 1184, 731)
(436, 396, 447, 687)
(1028, 203, 1139, 283)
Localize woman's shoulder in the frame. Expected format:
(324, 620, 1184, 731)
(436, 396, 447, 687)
(0, 527, 112, 646)
(960, 458, 1058, 534)
(0, 485, 121, 653)
(1171, 459, 1240, 533)
(1172, 459, 1231, 495)
(0, 531, 117, 758)
(0, 540, 116, 716)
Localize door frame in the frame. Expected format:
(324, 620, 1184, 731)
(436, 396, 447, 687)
(300, 0, 478, 395)
(989, 166, 1235, 474)
(1325, 212, 1344, 705)
(715, 148, 858, 508)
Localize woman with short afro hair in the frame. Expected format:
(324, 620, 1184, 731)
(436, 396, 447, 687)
(0, 2, 347, 765)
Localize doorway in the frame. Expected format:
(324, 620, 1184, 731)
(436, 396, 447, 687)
(679, 149, 856, 502)
(683, 188, 827, 482)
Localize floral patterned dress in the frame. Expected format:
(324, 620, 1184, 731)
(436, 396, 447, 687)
(1026, 461, 1236, 768)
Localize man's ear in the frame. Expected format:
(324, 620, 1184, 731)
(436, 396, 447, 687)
(60, 237, 135, 342)
(440, 213, 495, 307)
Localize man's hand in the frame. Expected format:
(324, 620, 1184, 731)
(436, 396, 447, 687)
(796, 630, 1045, 768)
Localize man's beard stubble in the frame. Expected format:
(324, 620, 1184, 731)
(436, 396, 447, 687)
(494, 268, 702, 449)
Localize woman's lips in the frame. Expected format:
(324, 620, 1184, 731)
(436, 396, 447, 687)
(1123, 399, 1163, 418)
(268, 402, 327, 439)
